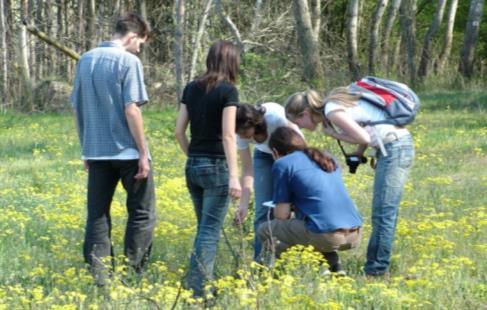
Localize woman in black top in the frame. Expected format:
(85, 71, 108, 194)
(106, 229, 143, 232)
(175, 40, 241, 298)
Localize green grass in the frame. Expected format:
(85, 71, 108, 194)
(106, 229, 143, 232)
(0, 91, 486, 309)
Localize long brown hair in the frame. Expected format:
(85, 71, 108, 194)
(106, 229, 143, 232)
(269, 127, 337, 172)
(197, 40, 240, 92)
(236, 103, 267, 138)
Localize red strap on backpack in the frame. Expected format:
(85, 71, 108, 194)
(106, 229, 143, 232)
(356, 81, 395, 105)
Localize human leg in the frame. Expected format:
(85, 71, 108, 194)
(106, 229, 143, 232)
(365, 136, 414, 275)
(119, 160, 156, 273)
(84, 161, 119, 282)
(184, 157, 230, 297)
(252, 150, 274, 260)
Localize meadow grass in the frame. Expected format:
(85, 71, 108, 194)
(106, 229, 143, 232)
(0, 90, 485, 309)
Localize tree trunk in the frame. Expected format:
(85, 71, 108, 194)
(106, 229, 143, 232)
(215, 0, 244, 50)
(19, 0, 33, 111)
(399, 0, 417, 86)
(0, 0, 7, 110)
(346, 0, 361, 81)
(418, 0, 447, 78)
(437, 0, 459, 72)
(139, 0, 148, 65)
(189, 0, 213, 81)
(368, 0, 388, 75)
(293, 0, 324, 88)
(86, 0, 95, 50)
(78, 0, 84, 51)
(311, 0, 321, 42)
(459, 0, 485, 78)
(250, 0, 263, 35)
(35, 0, 43, 80)
(175, 0, 185, 103)
(382, 0, 402, 73)
(56, 0, 65, 76)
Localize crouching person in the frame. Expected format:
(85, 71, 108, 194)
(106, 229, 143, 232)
(257, 127, 362, 274)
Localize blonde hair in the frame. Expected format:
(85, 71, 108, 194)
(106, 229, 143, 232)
(285, 89, 324, 120)
(323, 87, 360, 108)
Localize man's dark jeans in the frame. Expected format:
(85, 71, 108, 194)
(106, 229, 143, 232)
(84, 160, 156, 275)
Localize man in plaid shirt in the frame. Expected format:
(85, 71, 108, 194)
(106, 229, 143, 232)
(71, 12, 155, 285)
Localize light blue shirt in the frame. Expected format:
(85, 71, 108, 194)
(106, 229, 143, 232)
(71, 41, 149, 159)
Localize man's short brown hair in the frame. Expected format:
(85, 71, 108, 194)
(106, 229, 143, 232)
(115, 12, 151, 39)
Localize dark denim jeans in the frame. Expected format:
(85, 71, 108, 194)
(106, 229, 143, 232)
(84, 160, 156, 276)
(252, 149, 274, 260)
(365, 135, 414, 275)
(185, 156, 230, 297)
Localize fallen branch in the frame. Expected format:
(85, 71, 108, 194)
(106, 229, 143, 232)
(22, 19, 80, 61)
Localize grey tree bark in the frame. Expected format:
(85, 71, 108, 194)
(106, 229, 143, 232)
(382, 0, 402, 73)
(418, 0, 447, 78)
(293, 0, 324, 88)
(215, 0, 243, 50)
(311, 0, 321, 42)
(19, 0, 32, 111)
(250, 0, 263, 35)
(459, 0, 485, 78)
(437, 0, 459, 72)
(0, 0, 7, 109)
(86, 0, 95, 50)
(347, 0, 361, 81)
(399, 0, 417, 85)
(189, 0, 213, 81)
(368, 0, 388, 75)
(175, 0, 185, 103)
(77, 0, 84, 51)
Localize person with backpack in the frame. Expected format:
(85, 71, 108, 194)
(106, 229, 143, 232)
(284, 82, 415, 277)
(175, 40, 241, 297)
(234, 103, 302, 261)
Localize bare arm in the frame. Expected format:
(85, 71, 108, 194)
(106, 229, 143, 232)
(234, 148, 253, 224)
(222, 106, 242, 199)
(125, 103, 150, 180)
(175, 104, 190, 156)
(274, 202, 291, 220)
(324, 110, 371, 145)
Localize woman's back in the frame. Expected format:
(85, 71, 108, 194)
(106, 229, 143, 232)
(182, 80, 239, 157)
(272, 151, 362, 233)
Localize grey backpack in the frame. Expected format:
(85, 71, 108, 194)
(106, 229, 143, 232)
(348, 76, 420, 126)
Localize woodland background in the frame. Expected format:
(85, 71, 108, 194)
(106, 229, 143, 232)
(0, 0, 485, 112)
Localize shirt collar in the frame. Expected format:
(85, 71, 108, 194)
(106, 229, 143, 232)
(98, 41, 123, 48)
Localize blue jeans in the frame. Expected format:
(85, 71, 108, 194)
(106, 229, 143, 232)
(184, 156, 230, 297)
(252, 150, 274, 260)
(365, 135, 414, 275)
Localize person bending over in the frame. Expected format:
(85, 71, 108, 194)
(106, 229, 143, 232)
(258, 127, 362, 273)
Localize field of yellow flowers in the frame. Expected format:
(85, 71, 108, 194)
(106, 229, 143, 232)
(0, 91, 485, 309)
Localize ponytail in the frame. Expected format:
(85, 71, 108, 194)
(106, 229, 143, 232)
(269, 127, 337, 173)
(302, 148, 337, 172)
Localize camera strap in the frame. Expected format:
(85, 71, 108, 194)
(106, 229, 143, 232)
(336, 139, 348, 157)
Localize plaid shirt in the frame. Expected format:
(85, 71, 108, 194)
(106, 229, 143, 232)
(71, 41, 149, 158)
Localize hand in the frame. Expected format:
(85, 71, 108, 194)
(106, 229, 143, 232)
(134, 156, 150, 180)
(83, 160, 89, 172)
(233, 205, 248, 225)
(228, 176, 242, 200)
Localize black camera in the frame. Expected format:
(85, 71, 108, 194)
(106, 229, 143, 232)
(345, 155, 367, 174)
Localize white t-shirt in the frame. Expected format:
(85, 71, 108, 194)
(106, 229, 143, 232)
(237, 102, 289, 154)
(324, 100, 408, 148)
